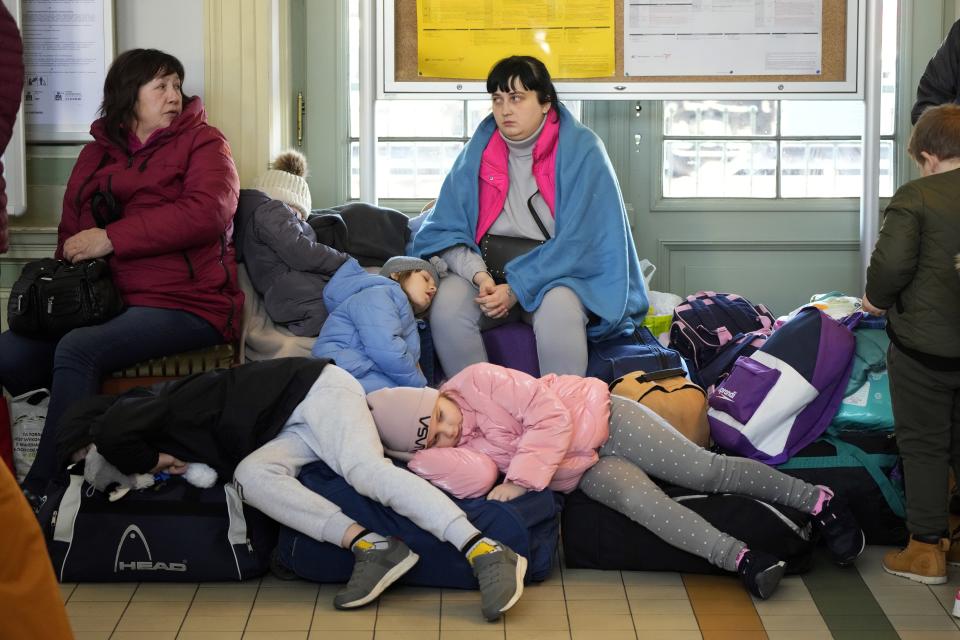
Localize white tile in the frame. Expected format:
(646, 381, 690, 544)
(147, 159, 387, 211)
(241, 632, 308, 640)
(245, 612, 312, 632)
(759, 615, 830, 631)
(765, 631, 833, 640)
(66, 601, 127, 617)
(631, 613, 699, 631)
(133, 584, 198, 602)
(888, 614, 960, 631)
(620, 571, 684, 586)
(69, 584, 137, 602)
(896, 632, 960, 640)
(561, 568, 624, 585)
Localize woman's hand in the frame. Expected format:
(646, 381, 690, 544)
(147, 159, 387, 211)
(487, 481, 528, 502)
(475, 278, 516, 319)
(151, 453, 188, 475)
(861, 294, 886, 316)
(63, 228, 114, 262)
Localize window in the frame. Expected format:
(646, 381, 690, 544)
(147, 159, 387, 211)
(347, 0, 579, 201)
(662, 0, 898, 199)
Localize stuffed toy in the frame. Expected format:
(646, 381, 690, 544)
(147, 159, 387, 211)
(83, 445, 218, 501)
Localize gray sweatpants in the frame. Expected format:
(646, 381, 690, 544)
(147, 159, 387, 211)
(234, 365, 480, 550)
(578, 396, 821, 571)
(429, 273, 589, 377)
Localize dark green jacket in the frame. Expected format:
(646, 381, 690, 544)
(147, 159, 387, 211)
(865, 168, 960, 362)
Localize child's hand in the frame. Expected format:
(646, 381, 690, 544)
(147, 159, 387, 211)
(151, 453, 188, 475)
(861, 295, 886, 316)
(487, 481, 528, 502)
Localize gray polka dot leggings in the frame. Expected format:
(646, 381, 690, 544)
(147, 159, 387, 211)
(578, 396, 821, 572)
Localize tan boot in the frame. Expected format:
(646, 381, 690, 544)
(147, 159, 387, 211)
(883, 536, 949, 584)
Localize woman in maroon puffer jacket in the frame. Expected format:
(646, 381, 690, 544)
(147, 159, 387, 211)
(0, 48, 242, 498)
(0, 0, 23, 255)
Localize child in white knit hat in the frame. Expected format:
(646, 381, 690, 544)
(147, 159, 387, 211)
(235, 151, 350, 336)
(254, 150, 312, 219)
(311, 254, 446, 393)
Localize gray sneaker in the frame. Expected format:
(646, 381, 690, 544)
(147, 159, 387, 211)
(471, 544, 528, 621)
(333, 538, 419, 609)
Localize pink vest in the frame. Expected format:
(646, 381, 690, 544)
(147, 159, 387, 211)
(474, 111, 559, 243)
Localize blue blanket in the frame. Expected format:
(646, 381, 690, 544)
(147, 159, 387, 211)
(411, 104, 648, 340)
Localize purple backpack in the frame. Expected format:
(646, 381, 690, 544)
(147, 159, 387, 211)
(669, 291, 775, 372)
(707, 307, 858, 464)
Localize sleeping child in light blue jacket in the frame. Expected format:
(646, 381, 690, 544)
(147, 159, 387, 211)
(312, 256, 441, 392)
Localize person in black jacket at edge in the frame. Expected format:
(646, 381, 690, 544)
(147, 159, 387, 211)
(913, 19, 960, 124)
(909, 18, 960, 521)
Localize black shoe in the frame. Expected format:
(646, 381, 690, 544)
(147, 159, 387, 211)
(737, 550, 785, 600)
(811, 493, 865, 567)
(269, 548, 299, 581)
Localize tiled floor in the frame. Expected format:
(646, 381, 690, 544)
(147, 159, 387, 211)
(59, 545, 960, 640)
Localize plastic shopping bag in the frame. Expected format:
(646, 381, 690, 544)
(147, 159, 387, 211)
(10, 389, 49, 483)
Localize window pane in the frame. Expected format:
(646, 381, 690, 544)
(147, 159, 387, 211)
(374, 142, 464, 199)
(466, 99, 582, 132)
(880, 0, 898, 136)
(663, 140, 776, 197)
(349, 1, 359, 137)
(350, 141, 359, 199)
(466, 100, 491, 132)
(781, 101, 863, 136)
(879, 140, 894, 197)
(780, 140, 895, 198)
(664, 101, 776, 137)
(375, 101, 465, 137)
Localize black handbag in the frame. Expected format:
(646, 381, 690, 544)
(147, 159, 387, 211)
(479, 193, 551, 283)
(7, 258, 124, 338)
(7, 177, 125, 337)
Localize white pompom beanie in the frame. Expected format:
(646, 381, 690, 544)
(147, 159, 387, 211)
(254, 168, 311, 219)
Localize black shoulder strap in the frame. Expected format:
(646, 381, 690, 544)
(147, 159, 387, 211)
(526, 192, 551, 241)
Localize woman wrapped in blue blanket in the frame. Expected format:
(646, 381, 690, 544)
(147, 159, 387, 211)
(411, 55, 648, 378)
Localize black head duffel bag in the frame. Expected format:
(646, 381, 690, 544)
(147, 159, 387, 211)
(38, 467, 277, 582)
(562, 485, 814, 575)
(776, 432, 908, 546)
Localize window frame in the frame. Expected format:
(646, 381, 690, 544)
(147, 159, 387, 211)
(348, 100, 486, 212)
(340, 0, 913, 214)
(649, 0, 908, 213)
(650, 102, 899, 213)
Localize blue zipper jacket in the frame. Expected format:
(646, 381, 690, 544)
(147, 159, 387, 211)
(312, 259, 426, 392)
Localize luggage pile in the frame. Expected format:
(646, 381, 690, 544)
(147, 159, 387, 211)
(10, 281, 903, 586)
(562, 289, 906, 572)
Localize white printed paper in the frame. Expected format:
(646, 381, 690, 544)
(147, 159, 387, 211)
(21, 0, 106, 129)
(624, 0, 822, 77)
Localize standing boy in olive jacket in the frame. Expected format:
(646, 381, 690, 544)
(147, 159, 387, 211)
(864, 104, 960, 584)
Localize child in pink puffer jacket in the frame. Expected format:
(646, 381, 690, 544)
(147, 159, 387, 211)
(367, 363, 865, 600)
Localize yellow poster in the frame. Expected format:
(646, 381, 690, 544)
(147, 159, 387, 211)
(416, 0, 614, 79)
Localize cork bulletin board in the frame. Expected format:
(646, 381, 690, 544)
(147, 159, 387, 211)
(378, 0, 865, 99)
